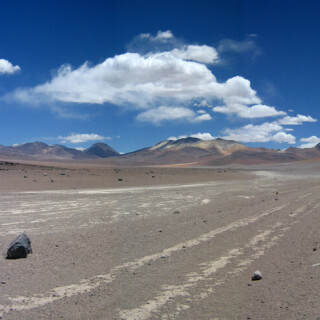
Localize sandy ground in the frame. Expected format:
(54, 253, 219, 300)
(0, 161, 319, 319)
(0, 161, 250, 191)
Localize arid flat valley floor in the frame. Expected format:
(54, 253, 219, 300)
(0, 161, 319, 319)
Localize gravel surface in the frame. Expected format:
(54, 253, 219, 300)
(0, 162, 319, 319)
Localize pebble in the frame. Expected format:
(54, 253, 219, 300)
(251, 270, 262, 281)
(1, 281, 6, 284)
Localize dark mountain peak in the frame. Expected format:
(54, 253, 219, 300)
(173, 137, 200, 144)
(315, 143, 320, 150)
(84, 143, 118, 158)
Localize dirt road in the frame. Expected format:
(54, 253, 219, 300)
(0, 168, 319, 319)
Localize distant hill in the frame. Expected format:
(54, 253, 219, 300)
(0, 142, 118, 160)
(101, 138, 320, 166)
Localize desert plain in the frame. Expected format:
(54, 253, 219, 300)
(0, 160, 319, 319)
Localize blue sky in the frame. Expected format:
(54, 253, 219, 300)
(0, 0, 319, 153)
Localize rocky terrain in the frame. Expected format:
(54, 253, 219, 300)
(0, 161, 319, 319)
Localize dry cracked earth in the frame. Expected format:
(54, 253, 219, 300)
(0, 164, 320, 319)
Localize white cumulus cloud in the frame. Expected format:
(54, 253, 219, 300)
(136, 106, 211, 124)
(0, 59, 20, 75)
(277, 114, 317, 125)
(59, 133, 110, 144)
(213, 103, 286, 118)
(7, 31, 286, 125)
(4, 30, 307, 131)
(170, 45, 219, 64)
(194, 100, 211, 108)
(140, 30, 174, 42)
(299, 136, 320, 148)
(194, 113, 212, 121)
(223, 122, 296, 144)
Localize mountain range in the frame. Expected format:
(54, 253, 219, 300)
(0, 138, 319, 166)
(111, 137, 320, 166)
(0, 142, 118, 160)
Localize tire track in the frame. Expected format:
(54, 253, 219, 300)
(0, 184, 317, 318)
(0, 204, 289, 317)
(118, 223, 287, 320)
(119, 198, 320, 320)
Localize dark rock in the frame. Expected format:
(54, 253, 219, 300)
(251, 270, 262, 281)
(6, 232, 32, 259)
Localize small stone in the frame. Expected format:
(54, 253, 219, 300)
(118, 178, 123, 181)
(161, 254, 169, 258)
(173, 210, 180, 214)
(251, 270, 262, 281)
(1, 281, 6, 284)
(6, 232, 32, 259)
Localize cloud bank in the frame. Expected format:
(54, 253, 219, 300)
(9, 31, 287, 124)
(4, 31, 317, 146)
